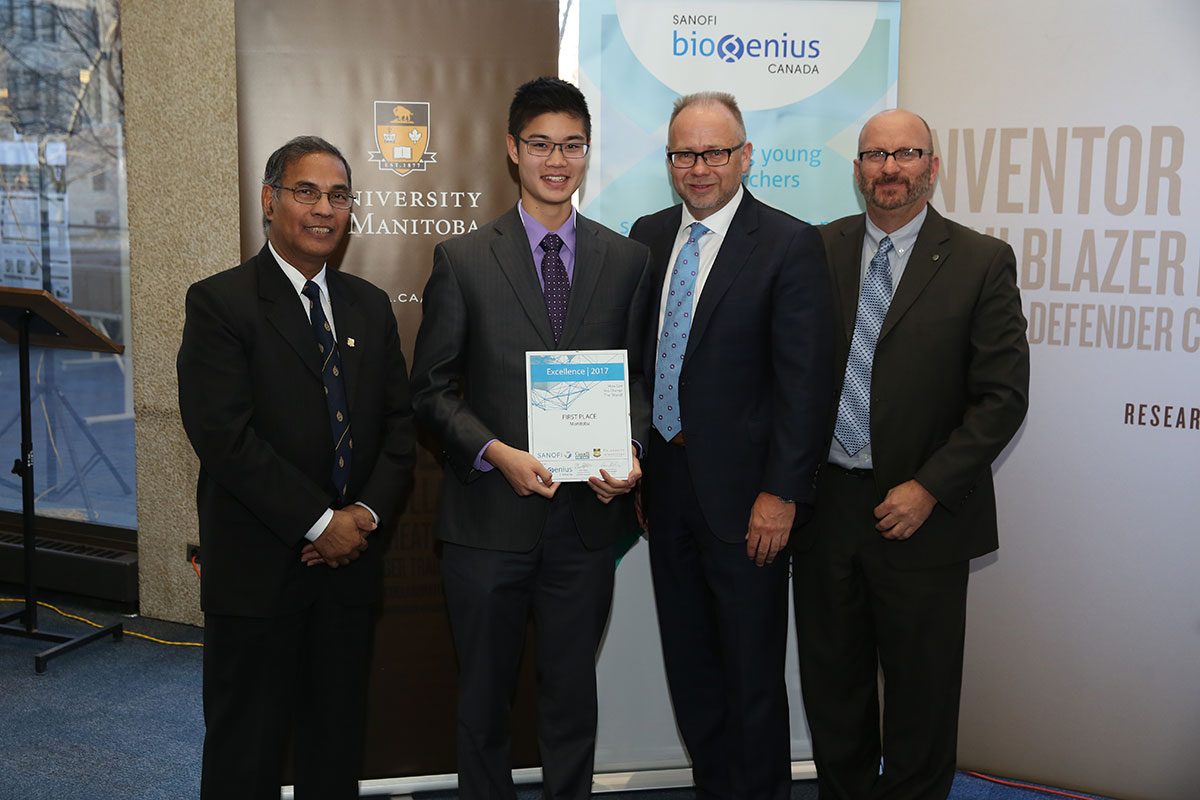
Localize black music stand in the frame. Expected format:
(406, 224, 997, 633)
(0, 287, 124, 673)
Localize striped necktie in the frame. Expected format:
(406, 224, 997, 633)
(301, 280, 352, 501)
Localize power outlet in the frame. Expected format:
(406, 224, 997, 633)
(186, 543, 201, 565)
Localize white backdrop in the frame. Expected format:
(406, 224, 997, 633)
(898, 2, 1200, 799)
(579, 2, 1200, 796)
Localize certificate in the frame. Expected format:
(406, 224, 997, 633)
(526, 350, 633, 482)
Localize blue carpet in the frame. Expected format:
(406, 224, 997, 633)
(0, 595, 1115, 800)
(0, 596, 204, 800)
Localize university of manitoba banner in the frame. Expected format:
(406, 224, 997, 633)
(235, 0, 558, 777)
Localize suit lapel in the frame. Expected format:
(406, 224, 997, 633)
(830, 216, 867, 343)
(683, 193, 757, 368)
(880, 206, 951, 341)
(558, 215, 606, 349)
(490, 207, 556, 349)
(259, 246, 322, 380)
(642, 207, 683, 373)
(327, 271, 363, 409)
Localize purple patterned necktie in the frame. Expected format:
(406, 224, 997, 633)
(540, 233, 570, 343)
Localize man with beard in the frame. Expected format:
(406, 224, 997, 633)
(792, 109, 1029, 800)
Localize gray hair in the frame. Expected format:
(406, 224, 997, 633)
(669, 92, 747, 142)
(261, 136, 352, 235)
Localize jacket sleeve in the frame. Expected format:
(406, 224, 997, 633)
(409, 242, 497, 483)
(913, 241, 1030, 509)
(176, 280, 331, 547)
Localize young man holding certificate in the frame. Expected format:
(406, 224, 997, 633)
(410, 77, 653, 800)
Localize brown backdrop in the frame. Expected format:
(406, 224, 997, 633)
(234, 0, 558, 777)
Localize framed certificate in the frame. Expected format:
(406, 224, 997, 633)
(526, 350, 633, 482)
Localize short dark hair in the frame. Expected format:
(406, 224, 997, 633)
(261, 136, 352, 234)
(507, 77, 591, 140)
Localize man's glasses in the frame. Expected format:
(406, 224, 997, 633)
(271, 184, 355, 210)
(666, 144, 745, 169)
(857, 148, 929, 166)
(518, 138, 590, 159)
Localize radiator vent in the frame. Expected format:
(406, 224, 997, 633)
(0, 531, 138, 606)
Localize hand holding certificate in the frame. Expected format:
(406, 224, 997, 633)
(526, 350, 634, 483)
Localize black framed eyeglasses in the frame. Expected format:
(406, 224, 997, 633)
(270, 184, 355, 210)
(667, 144, 744, 169)
(857, 148, 929, 165)
(517, 137, 590, 159)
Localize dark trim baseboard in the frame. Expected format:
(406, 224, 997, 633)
(0, 511, 137, 609)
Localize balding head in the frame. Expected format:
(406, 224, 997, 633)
(853, 109, 939, 231)
(857, 109, 933, 154)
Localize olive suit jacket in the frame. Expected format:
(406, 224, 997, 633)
(794, 206, 1030, 567)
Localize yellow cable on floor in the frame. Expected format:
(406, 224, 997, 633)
(0, 597, 203, 648)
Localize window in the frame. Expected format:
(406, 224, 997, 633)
(0, 0, 134, 529)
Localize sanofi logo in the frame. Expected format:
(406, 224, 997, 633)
(673, 30, 821, 63)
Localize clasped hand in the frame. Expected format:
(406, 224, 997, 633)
(301, 505, 376, 568)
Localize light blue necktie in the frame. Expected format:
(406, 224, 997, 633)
(653, 221, 708, 439)
(834, 236, 894, 456)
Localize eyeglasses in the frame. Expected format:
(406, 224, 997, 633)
(517, 138, 590, 159)
(857, 148, 929, 165)
(667, 144, 745, 169)
(270, 184, 355, 210)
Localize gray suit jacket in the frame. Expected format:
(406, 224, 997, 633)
(795, 206, 1030, 567)
(410, 206, 654, 552)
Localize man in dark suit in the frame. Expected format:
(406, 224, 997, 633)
(792, 109, 1030, 800)
(177, 136, 416, 800)
(409, 78, 653, 800)
(629, 92, 832, 800)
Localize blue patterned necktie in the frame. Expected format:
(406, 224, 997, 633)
(540, 233, 570, 343)
(834, 236, 894, 456)
(653, 221, 709, 439)
(301, 281, 352, 501)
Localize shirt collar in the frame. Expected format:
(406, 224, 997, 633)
(268, 240, 329, 298)
(518, 200, 577, 257)
(680, 183, 745, 240)
(865, 205, 927, 258)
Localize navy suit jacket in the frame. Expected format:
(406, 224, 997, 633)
(630, 190, 833, 541)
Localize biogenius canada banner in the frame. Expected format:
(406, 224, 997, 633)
(578, 0, 901, 229)
(576, 0, 900, 769)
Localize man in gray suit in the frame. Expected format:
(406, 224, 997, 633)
(410, 77, 653, 800)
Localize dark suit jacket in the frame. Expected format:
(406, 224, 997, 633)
(796, 205, 1030, 568)
(177, 244, 416, 616)
(630, 190, 833, 541)
(410, 206, 654, 552)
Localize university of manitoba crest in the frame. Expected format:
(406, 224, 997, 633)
(369, 101, 437, 176)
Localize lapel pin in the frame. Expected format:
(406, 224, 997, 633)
(346, 338, 356, 348)
(932, 254, 940, 262)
